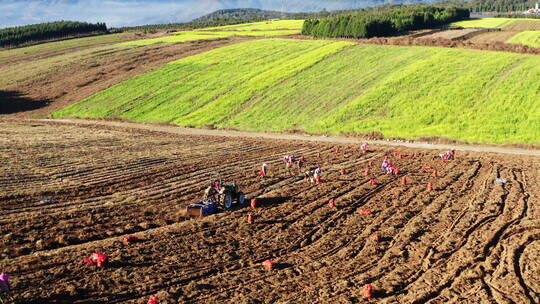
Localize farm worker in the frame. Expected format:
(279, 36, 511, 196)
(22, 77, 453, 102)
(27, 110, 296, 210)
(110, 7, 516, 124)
(283, 155, 291, 169)
(381, 159, 390, 172)
(283, 155, 296, 174)
(313, 167, 322, 178)
(214, 179, 222, 190)
(304, 170, 313, 183)
(0, 273, 9, 293)
(437, 150, 455, 160)
(205, 180, 220, 201)
(313, 167, 322, 184)
(260, 163, 268, 177)
(304, 167, 321, 183)
(0, 272, 12, 303)
(360, 143, 369, 153)
(295, 158, 304, 174)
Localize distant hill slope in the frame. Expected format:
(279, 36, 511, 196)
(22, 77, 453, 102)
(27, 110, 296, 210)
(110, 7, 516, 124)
(191, 7, 373, 21)
(192, 8, 294, 21)
(191, 4, 445, 22)
(52, 39, 540, 145)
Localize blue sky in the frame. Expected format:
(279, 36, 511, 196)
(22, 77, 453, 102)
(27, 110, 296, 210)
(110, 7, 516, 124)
(0, 0, 385, 28)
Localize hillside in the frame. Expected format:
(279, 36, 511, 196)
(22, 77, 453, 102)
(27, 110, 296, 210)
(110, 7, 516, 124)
(190, 7, 381, 22)
(52, 38, 540, 145)
(191, 5, 420, 22)
(192, 8, 295, 22)
(0, 29, 247, 116)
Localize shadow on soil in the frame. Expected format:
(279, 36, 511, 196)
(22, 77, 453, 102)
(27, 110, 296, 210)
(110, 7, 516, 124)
(0, 90, 50, 114)
(253, 196, 290, 208)
(274, 262, 293, 270)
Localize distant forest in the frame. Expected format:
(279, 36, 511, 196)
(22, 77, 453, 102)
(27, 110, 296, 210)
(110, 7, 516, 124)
(0, 21, 107, 48)
(468, 0, 540, 12)
(302, 6, 469, 39)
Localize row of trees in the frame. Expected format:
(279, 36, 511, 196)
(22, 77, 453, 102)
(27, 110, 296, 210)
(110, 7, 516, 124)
(467, 0, 538, 12)
(302, 6, 470, 39)
(495, 13, 540, 18)
(0, 21, 107, 48)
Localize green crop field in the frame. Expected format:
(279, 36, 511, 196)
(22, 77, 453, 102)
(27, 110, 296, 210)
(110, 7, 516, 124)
(120, 20, 303, 46)
(451, 17, 540, 29)
(119, 30, 299, 46)
(204, 20, 304, 31)
(118, 32, 229, 46)
(53, 39, 540, 144)
(451, 18, 518, 28)
(54, 39, 353, 120)
(508, 30, 540, 47)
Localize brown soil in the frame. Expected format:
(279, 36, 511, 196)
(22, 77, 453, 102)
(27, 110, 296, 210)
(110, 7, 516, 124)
(2, 36, 252, 118)
(2, 120, 540, 303)
(504, 20, 540, 31)
(289, 34, 540, 55)
(1, 33, 137, 66)
(418, 28, 483, 40)
(467, 30, 521, 44)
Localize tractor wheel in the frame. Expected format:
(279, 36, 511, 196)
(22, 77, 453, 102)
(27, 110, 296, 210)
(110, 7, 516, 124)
(237, 192, 245, 205)
(223, 193, 233, 210)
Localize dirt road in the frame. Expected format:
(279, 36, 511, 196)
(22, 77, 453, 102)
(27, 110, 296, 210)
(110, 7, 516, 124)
(44, 118, 540, 156)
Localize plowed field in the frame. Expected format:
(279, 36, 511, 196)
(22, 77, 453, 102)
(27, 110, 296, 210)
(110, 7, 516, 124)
(1, 120, 539, 303)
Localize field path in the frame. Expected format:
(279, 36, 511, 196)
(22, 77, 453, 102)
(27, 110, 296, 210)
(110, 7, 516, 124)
(42, 118, 540, 156)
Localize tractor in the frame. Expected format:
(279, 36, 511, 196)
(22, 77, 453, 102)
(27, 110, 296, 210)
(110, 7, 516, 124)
(184, 180, 245, 218)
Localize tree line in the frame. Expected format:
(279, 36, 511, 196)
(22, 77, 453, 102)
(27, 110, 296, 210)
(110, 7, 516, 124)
(495, 13, 540, 18)
(302, 6, 470, 39)
(0, 21, 107, 48)
(468, 0, 538, 12)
